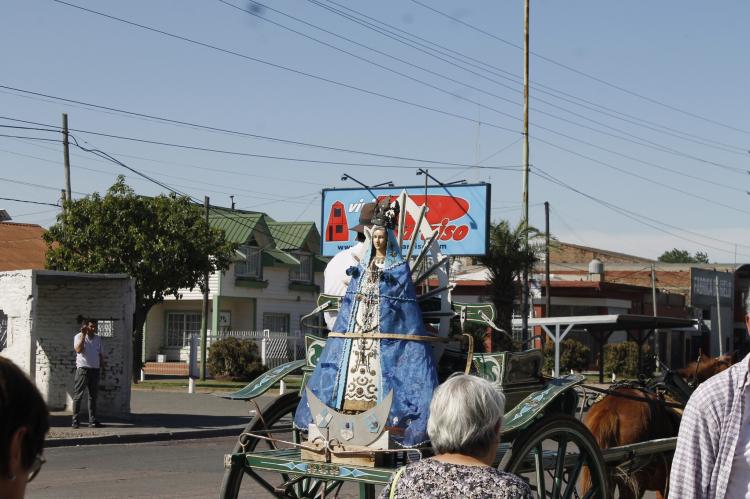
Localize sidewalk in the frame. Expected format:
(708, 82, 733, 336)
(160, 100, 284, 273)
(46, 388, 278, 447)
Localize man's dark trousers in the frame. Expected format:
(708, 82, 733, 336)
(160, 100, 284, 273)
(72, 367, 100, 425)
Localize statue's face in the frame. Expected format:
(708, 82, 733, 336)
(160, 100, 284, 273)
(372, 229, 387, 254)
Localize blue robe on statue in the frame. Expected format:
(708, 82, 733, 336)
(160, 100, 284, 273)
(294, 229, 439, 447)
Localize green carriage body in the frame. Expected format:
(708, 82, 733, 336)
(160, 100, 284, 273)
(218, 293, 615, 498)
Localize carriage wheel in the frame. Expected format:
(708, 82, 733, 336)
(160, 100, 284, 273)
(220, 392, 350, 499)
(503, 415, 610, 499)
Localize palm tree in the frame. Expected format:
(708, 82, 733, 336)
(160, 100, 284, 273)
(479, 220, 542, 344)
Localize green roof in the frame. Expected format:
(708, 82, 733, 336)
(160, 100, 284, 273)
(267, 222, 316, 251)
(263, 247, 300, 266)
(209, 211, 263, 244)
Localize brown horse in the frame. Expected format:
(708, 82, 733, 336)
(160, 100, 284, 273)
(582, 353, 735, 498)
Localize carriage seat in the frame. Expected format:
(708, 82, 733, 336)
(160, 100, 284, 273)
(473, 349, 544, 388)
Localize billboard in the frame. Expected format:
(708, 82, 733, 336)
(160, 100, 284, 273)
(321, 183, 490, 257)
(690, 268, 733, 308)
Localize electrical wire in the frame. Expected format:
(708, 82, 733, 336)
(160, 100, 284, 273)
(49, 0, 522, 137)
(532, 137, 750, 214)
(225, 0, 749, 177)
(0, 101, 520, 170)
(311, 0, 749, 155)
(532, 166, 750, 258)
(408, 0, 750, 137)
(0, 196, 59, 207)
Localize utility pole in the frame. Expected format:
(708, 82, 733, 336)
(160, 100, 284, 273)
(544, 202, 550, 318)
(520, 0, 531, 341)
(62, 113, 72, 202)
(651, 264, 660, 373)
(200, 196, 210, 381)
(715, 275, 724, 356)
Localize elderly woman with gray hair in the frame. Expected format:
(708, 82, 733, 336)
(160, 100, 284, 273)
(379, 374, 531, 499)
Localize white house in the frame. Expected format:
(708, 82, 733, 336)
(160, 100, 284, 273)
(142, 208, 326, 362)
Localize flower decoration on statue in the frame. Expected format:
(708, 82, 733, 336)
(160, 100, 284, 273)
(370, 199, 400, 230)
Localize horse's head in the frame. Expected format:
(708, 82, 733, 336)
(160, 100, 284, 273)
(676, 352, 735, 385)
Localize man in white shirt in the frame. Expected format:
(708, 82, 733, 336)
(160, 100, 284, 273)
(670, 294, 750, 498)
(323, 203, 375, 330)
(72, 318, 105, 428)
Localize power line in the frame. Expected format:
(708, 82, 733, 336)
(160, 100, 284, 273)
(228, 0, 750, 177)
(68, 139, 322, 251)
(50, 0, 522, 136)
(0, 176, 86, 196)
(6, 134, 328, 188)
(0, 196, 59, 207)
(532, 166, 750, 258)
(408, 0, 750, 137)
(312, 0, 749, 155)
(0, 90, 520, 170)
(69, 126, 520, 170)
(532, 136, 750, 215)
(294, 1, 750, 173)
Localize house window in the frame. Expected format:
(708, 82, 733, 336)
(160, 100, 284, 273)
(166, 312, 202, 347)
(235, 244, 262, 279)
(289, 253, 313, 283)
(263, 313, 290, 333)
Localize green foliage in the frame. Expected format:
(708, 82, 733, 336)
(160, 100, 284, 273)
(207, 337, 265, 381)
(44, 177, 237, 378)
(544, 339, 590, 373)
(603, 341, 655, 378)
(478, 220, 543, 336)
(658, 248, 709, 264)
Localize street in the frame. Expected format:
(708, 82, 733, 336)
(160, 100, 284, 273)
(27, 436, 364, 499)
(28, 436, 659, 498)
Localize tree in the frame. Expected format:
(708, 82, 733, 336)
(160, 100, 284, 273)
(658, 248, 709, 264)
(479, 220, 542, 343)
(44, 177, 237, 380)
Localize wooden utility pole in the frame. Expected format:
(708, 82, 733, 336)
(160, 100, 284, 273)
(62, 113, 72, 203)
(520, 0, 531, 340)
(544, 202, 550, 318)
(200, 196, 210, 380)
(651, 264, 660, 372)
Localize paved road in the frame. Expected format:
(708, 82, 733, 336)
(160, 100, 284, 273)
(27, 436, 365, 499)
(28, 436, 658, 498)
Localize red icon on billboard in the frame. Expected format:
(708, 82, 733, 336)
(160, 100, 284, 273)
(325, 201, 349, 241)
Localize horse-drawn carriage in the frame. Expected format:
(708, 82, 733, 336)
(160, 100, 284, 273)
(217, 191, 698, 499)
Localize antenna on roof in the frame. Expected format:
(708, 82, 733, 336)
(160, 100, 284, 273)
(230, 195, 235, 210)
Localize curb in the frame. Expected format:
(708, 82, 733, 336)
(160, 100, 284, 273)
(46, 426, 246, 448)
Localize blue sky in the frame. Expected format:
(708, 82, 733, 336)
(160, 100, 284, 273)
(1, 0, 749, 260)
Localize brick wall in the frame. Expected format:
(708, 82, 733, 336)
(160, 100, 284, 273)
(0, 271, 135, 414)
(0, 270, 35, 373)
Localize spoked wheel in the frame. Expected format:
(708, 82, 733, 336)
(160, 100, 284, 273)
(503, 415, 610, 499)
(220, 392, 347, 498)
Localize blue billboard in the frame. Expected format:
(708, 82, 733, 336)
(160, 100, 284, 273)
(321, 184, 490, 256)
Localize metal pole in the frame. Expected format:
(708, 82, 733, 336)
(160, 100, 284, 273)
(62, 113, 71, 202)
(544, 201, 550, 318)
(520, 0, 531, 341)
(200, 196, 210, 380)
(715, 275, 724, 356)
(651, 264, 660, 373)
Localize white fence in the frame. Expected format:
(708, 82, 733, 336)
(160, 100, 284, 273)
(201, 329, 305, 368)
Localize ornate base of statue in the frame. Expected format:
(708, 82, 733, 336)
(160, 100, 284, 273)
(301, 388, 393, 467)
